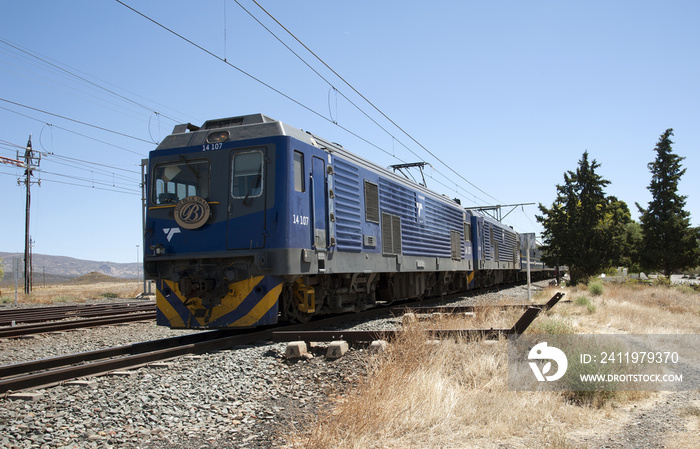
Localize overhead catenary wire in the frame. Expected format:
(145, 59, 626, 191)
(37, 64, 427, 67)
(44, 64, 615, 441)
(247, 0, 502, 205)
(231, 0, 498, 206)
(0, 105, 147, 157)
(231, 0, 494, 205)
(114, 0, 406, 162)
(1, 113, 142, 196)
(115, 0, 498, 207)
(0, 53, 159, 125)
(0, 37, 186, 124)
(45, 158, 139, 184)
(34, 176, 140, 196)
(0, 98, 155, 147)
(48, 153, 140, 175)
(36, 167, 139, 192)
(231, 1, 414, 153)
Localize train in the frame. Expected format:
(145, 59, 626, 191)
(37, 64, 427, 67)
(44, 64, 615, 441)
(143, 113, 552, 329)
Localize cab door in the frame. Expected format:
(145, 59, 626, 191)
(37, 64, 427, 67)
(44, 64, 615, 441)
(227, 148, 266, 249)
(311, 156, 327, 250)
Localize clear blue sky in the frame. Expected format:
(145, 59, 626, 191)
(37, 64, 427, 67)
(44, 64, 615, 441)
(1, 1, 698, 264)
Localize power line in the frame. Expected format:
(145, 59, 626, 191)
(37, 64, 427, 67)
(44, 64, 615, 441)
(114, 0, 400, 161)
(48, 153, 140, 175)
(116, 1, 502, 206)
(43, 158, 138, 185)
(0, 105, 147, 156)
(3, 107, 147, 158)
(37, 177, 140, 196)
(230, 1, 496, 205)
(37, 167, 139, 192)
(0, 97, 154, 146)
(231, 1, 408, 147)
(0, 51, 156, 124)
(0, 138, 27, 150)
(231, 0, 489, 204)
(0, 37, 190, 124)
(247, 0, 502, 205)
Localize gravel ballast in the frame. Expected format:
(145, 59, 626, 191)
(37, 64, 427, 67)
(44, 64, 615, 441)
(3, 282, 693, 448)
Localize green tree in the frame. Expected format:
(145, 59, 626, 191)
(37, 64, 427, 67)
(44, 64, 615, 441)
(0, 259, 4, 282)
(623, 221, 644, 272)
(601, 196, 635, 268)
(537, 151, 630, 284)
(636, 129, 700, 276)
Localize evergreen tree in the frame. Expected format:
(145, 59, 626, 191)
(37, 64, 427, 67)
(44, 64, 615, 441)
(636, 129, 700, 276)
(602, 196, 634, 268)
(537, 151, 626, 284)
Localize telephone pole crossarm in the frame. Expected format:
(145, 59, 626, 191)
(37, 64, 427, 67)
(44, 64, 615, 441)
(0, 155, 26, 168)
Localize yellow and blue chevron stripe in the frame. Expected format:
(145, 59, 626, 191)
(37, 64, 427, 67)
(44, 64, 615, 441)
(466, 271, 475, 288)
(156, 275, 284, 328)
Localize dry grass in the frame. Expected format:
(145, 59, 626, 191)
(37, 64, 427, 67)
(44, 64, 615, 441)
(0, 281, 144, 305)
(665, 400, 700, 448)
(290, 327, 599, 449)
(554, 281, 700, 334)
(286, 281, 700, 448)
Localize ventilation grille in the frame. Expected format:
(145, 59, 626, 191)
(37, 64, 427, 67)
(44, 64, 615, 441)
(451, 230, 461, 260)
(381, 213, 402, 255)
(364, 181, 380, 223)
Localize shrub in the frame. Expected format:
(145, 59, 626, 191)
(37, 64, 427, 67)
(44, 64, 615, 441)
(653, 276, 671, 287)
(101, 292, 119, 298)
(574, 296, 591, 307)
(573, 296, 597, 314)
(588, 280, 604, 296)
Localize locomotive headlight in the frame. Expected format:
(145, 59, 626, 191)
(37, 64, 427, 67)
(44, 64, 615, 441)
(206, 130, 229, 143)
(151, 244, 166, 255)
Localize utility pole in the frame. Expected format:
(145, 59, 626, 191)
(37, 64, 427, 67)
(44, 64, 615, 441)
(18, 136, 41, 294)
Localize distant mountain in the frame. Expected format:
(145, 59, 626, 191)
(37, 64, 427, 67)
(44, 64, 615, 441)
(0, 252, 141, 284)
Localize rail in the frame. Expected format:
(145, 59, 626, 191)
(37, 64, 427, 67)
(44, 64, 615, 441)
(272, 292, 565, 343)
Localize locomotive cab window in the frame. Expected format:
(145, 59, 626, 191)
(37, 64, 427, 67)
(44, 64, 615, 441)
(293, 151, 305, 192)
(232, 150, 264, 198)
(153, 160, 210, 205)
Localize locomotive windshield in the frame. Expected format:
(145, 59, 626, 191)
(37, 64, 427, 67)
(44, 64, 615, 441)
(153, 159, 210, 204)
(231, 150, 264, 199)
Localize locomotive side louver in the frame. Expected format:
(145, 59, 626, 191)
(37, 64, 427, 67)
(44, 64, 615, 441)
(382, 212, 402, 255)
(364, 180, 380, 223)
(451, 230, 461, 260)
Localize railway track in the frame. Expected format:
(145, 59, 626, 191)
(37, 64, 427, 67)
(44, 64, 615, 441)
(0, 311, 157, 339)
(0, 301, 155, 326)
(0, 302, 406, 394)
(0, 329, 254, 394)
(1, 287, 561, 394)
(0, 302, 157, 339)
(274, 292, 565, 343)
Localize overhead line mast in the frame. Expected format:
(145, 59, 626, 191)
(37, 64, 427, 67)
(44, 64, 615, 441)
(18, 136, 41, 293)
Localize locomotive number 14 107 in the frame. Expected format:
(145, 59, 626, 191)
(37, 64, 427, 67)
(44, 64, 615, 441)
(202, 143, 224, 151)
(293, 214, 309, 226)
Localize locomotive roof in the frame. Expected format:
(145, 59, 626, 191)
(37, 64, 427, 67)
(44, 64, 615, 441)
(155, 113, 316, 152)
(155, 113, 471, 213)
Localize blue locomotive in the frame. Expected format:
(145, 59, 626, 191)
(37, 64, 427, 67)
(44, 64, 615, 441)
(144, 114, 546, 329)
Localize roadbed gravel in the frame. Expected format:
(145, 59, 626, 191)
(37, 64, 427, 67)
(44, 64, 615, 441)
(1, 283, 696, 448)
